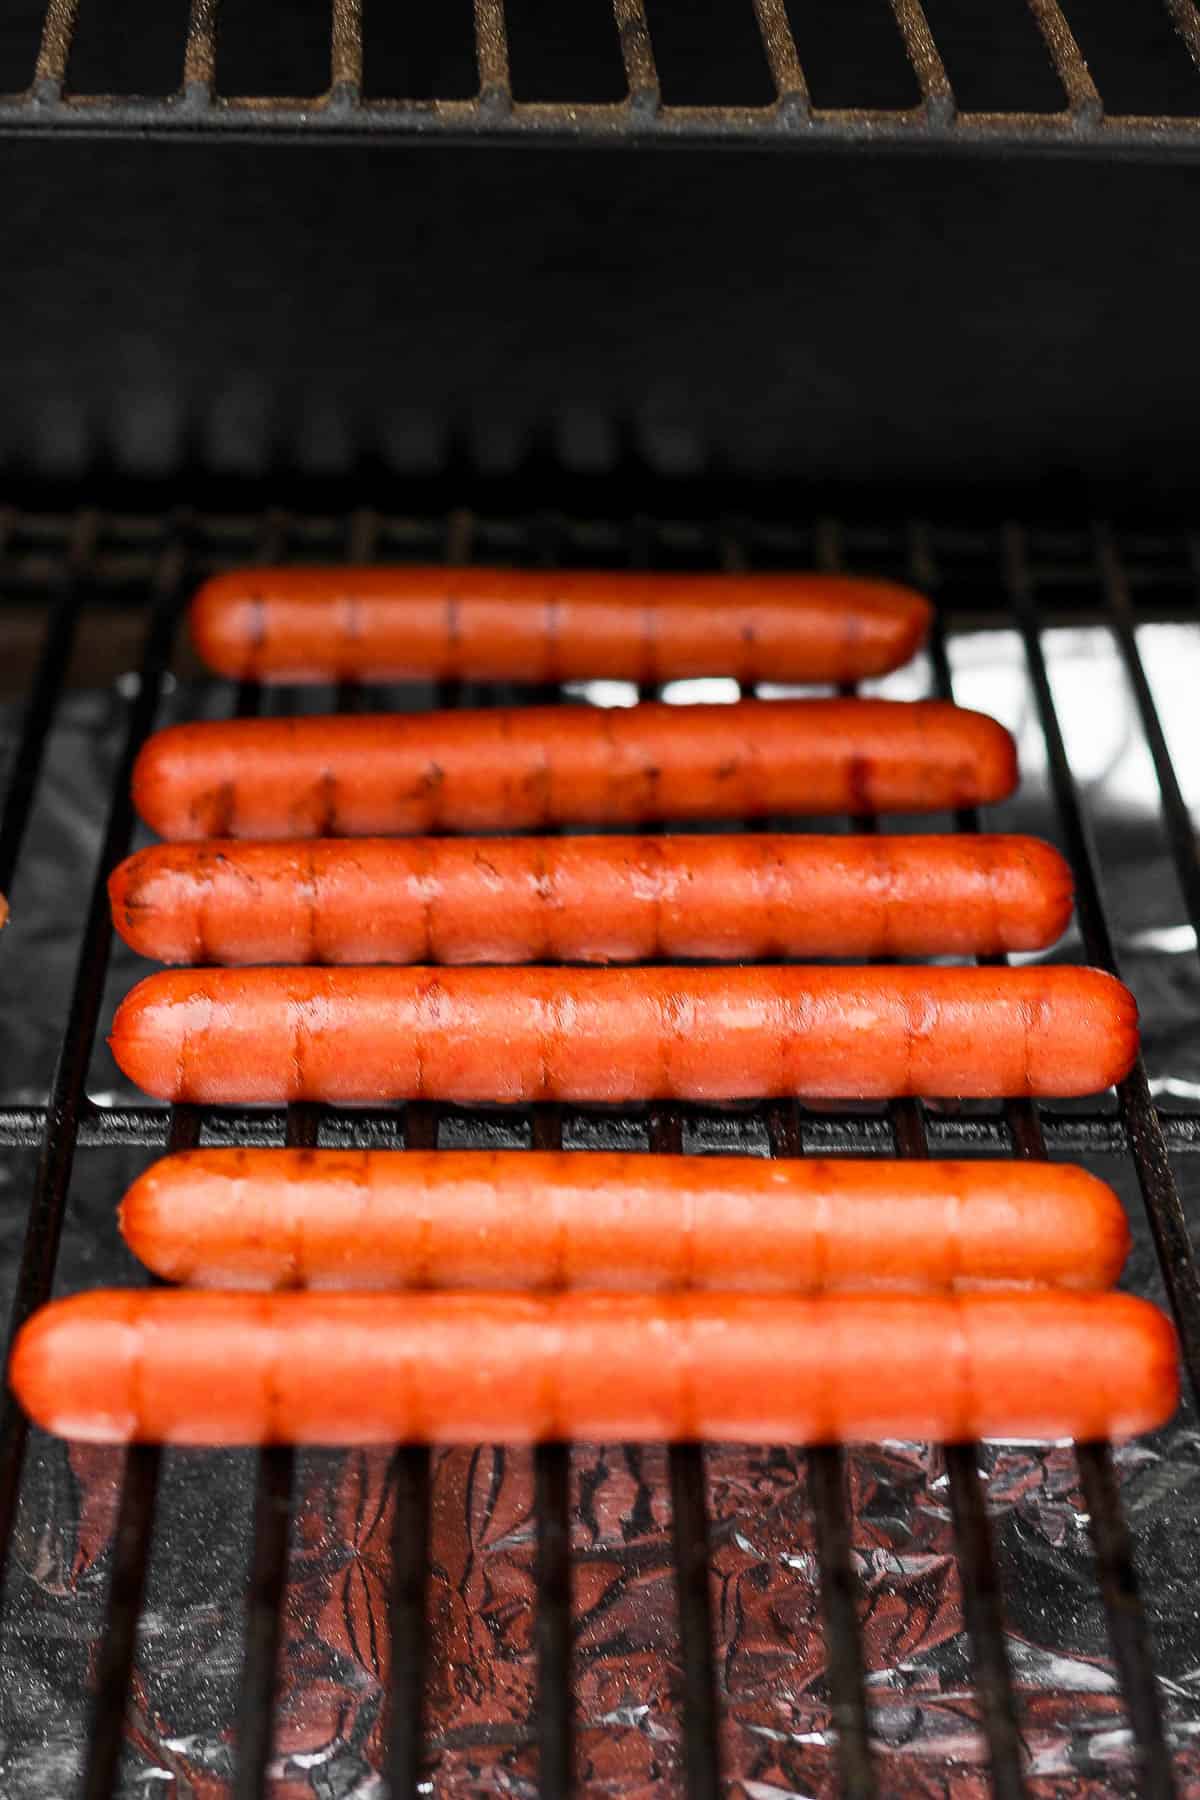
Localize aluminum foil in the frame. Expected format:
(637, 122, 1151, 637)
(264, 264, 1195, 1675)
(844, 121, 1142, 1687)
(0, 621, 1199, 1797)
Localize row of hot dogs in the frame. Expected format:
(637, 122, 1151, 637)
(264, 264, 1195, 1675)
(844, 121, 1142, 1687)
(10, 566, 1180, 1446)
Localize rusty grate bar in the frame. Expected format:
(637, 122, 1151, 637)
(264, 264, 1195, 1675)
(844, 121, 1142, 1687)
(1163, 0, 1200, 73)
(474, 0, 511, 112)
(1025, 0, 1102, 120)
(888, 0, 955, 120)
(2, 2, 1199, 149)
(32, 0, 80, 95)
(750, 0, 809, 115)
(611, 0, 660, 113)
(182, 0, 219, 101)
(330, 0, 364, 101)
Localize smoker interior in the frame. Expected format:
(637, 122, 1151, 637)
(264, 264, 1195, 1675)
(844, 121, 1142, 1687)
(2, 3, 1200, 1797)
(5, 0, 1200, 510)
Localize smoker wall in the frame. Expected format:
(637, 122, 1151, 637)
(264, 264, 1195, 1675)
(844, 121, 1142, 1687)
(1, 138, 1198, 511)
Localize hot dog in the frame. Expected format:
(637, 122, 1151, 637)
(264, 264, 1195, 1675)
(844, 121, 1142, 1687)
(131, 700, 1018, 839)
(190, 565, 931, 685)
(109, 964, 1137, 1104)
(119, 1148, 1130, 1293)
(108, 833, 1073, 965)
(11, 1289, 1177, 1445)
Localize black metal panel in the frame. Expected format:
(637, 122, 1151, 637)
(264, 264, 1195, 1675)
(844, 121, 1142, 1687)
(2, 141, 1200, 511)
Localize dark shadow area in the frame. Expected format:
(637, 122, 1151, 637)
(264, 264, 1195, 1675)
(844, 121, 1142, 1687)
(362, 0, 479, 100)
(67, 0, 190, 96)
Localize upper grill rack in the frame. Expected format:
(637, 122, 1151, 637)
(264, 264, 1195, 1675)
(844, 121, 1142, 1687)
(3, 0, 1200, 151)
(0, 504, 1197, 1797)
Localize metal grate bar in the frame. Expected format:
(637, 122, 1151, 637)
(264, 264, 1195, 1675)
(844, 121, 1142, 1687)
(0, 1096, 1198, 1156)
(218, 516, 316, 1800)
(1024, 0, 1102, 120)
(942, 1440, 1028, 1799)
(1010, 1096, 1175, 1796)
(385, 1104, 437, 1800)
(764, 1100, 877, 1798)
(4, 102, 1200, 153)
(1010, 1104, 1174, 1795)
(32, 0, 80, 94)
(643, 1105, 720, 1800)
(81, 1103, 203, 1800)
(887, 0, 955, 120)
(1095, 523, 1200, 968)
(0, 524, 188, 1597)
(233, 1444, 296, 1799)
(387, 1437, 432, 1800)
(1004, 523, 1200, 1403)
(0, 510, 95, 901)
(668, 1436, 721, 1800)
(524, 522, 580, 1797)
(806, 1447, 876, 1798)
(82, 1445, 165, 1795)
(384, 510, 476, 1793)
(474, 0, 512, 111)
(891, 1103, 1028, 1800)
(387, 1451, 431, 1798)
(737, 528, 877, 1797)
(533, 1439, 572, 1799)
(612, 0, 660, 112)
(531, 1109, 573, 1800)
(1076, 1441, 1177, 1798)
(830, 521, 1027, 1796)
(0, 515, 1198, 599)
(330, 0, 364, 99)
(632, 527, 720, 1799)
(79, 511, 289, 1800)
(348, 504, 381, 565)
(917, 524, 1178, 1796)
(5, 51, 1200, 149)
(182, 0, 219, 100)
(749, 0, 809, 115)
(1163, 0, 1200, 74)
(231, 1106, 319, 1799)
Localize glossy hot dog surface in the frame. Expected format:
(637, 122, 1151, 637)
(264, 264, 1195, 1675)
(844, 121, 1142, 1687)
(109, 833, 1073, 964)
(131, 700, 1019, 838)
(191, 565, 933, 684)
(109, 964, 1138, 1103)
(11, 1289, 1177, 1446)
(120, 1148, 1130, 1292)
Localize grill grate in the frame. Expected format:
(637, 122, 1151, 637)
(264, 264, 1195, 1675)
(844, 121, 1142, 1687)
(1, 0, 1200, 151)
(0, 504, 1197, 1794)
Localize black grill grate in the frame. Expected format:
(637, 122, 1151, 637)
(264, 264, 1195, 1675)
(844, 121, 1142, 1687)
(0, 505, 1196, 1794)
(1, 0, 1200, 151)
